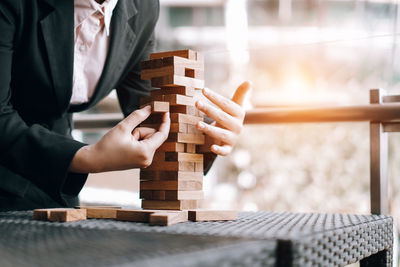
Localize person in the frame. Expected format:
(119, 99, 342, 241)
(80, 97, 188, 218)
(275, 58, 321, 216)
(0, 0, 251, 211)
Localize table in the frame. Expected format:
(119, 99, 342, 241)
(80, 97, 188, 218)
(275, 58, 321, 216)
(0, 211, 393, 267)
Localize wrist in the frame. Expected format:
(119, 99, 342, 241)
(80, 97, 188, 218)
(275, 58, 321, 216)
(70, 144, 102, 173)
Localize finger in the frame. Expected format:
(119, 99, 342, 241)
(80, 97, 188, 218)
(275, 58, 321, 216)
(232, 81, 252, 106)
(202, 88, 242, 117)
(141, 112, 170, 149)
(197, 121, 237, 146)
(211, 144, 232, 156)
(196, 100, 241, 133)
(120, 105, 151, 130)
(132, 127, 156, 140)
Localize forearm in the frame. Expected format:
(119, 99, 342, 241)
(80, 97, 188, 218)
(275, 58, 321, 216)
(69, 144, 100, 174)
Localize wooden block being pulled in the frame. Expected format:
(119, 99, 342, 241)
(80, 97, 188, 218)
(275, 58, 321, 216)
(142, 200, 197, 210)
(151, 87, 195, 97)
(140, 180, 202, 191)
(149, 211, 188, 226)
(140, 171, 203, 181)
(158, 142, 185, 152)
(48, 209, 87, 222)
(149, 49, 197, 60)
(150, 101, 169, 113)
(164, 94, 195, 106)
(188, 210, 238, 222)
(168, 133, 205, 145)
(165, 152, 203, 162)
(165, 190, 204, 200)
(170, 113, 203, 125)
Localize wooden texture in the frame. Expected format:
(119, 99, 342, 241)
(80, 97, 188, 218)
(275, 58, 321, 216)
(185, 143, 197, 153)
(151, 75, 205, 89)
(151, 101, 169, 113)
(170, 113, 203, 125)
(382, 122, 400, 132)
(140, 171, 203, 181)
(145, 161, 196, 172)
(150, 86, 195, 97)
(142, 200, 197, 210)
(164, 94, 195, 106)
(116, 209, 179, 222)
(188, 210, 238, 222)
(83, 208, 119, 219)
(168, 133, 205, 145)
(75, 206, 121, 209)
(140, 180, 202, 191)
(382, 94, 400, 103)
(169, 105, 197, 116)
(165, 190, 204, 200)
(158, 142, 185, 152)
(165, 152, 203, 162)
(370, 89, 389, 215)
(149, 49, 197, 60)
(149, 211, 188, 226)
(141, 65, 185, 80)
(33, 208, 69, 221)
(48, 209, 87, 222)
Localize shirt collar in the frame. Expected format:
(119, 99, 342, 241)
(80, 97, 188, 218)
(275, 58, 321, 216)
(74, 0, 119, 36)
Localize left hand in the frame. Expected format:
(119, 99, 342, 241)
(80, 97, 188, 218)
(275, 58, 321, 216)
(195, 81, 252, 156)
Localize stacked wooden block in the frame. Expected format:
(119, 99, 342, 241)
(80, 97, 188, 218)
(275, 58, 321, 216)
(139, 49, 205, 211)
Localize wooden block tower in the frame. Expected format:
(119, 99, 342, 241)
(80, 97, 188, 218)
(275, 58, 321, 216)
(139, 49, 205, 211)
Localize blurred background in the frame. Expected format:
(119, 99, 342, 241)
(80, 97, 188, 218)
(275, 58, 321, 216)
(74, 0, 400, 250)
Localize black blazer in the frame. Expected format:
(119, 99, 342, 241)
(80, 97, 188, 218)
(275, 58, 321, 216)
(0, 0, 159, 210)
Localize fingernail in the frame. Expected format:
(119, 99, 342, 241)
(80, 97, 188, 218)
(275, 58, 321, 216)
(196, 100, 203, 108)
(198, 121, 205, 129)
(203, 88, 209, 94)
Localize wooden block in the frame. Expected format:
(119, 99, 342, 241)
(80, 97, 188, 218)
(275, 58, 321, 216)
(164, 94, 195, 106)
(141, 113, 164, 124)
(140, 95, 164, 106)
(149, 211, 188, 226)
(141, 123, 186, 133)
(165, 152, 203, 162)
(140, 190, 167, 200)
(75, 206, 122, 209)
(141, 58, 163, 69)
(140, 190, 153, 200)
(169, 105, 196, 116)
(151, 86, 195, 97)
(85, 208, 119, 219)
(158, 142, 185, 152)
(140, 180, 202, 191)
(151, 75, 205, 89)
(185, 144, 197, 153)
(145, 161, 195, 171)
(150, 101, 169, 113)
(188, 210, 238, 222)
(187, 124, 200, 134)
(185, 68, 204, 79)
(48, 209, 87, 222)
(142, 200, 197, 210)
(141, 65, 185, 80)
(195, 162, 204, 172)
(140, 171, 203, 181)
(153, 190, 166, 200)
(33, 208, 69, 221)
(116, 209, 182, 222)
(170, 113, 203, 125)
(149, 49, 197, 60)
(168, 133, 205, 145)
(165, 190, 204, 200)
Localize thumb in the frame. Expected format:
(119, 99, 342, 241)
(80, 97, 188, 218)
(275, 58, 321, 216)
(232, 81, 252, 106)
(120, 105, 151, 130)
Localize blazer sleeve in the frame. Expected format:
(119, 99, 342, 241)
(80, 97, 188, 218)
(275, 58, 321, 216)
(0, 4, 86, 201)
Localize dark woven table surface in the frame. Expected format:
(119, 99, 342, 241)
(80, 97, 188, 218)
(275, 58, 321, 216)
(0, 211, 393, 267)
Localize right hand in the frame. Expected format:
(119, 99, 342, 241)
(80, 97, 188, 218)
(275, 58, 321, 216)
(70, 105, 170, 173)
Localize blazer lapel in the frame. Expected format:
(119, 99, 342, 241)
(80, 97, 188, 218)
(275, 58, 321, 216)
(40, 0, 74, 113)
(87, 0, 138, 107)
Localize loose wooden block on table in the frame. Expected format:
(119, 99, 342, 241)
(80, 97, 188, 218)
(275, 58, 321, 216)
(168, 133, 205, 145)
(84, 208, 119, 219)
(142, 200, 197, 210)
(33, 208, 67, 221)
(140, 180, 202, 191)
(140, 171, 203, 181)
(116, 209, 187, 223)
(48, 209, 87, 222)
(188, 210, 238, 222)
(149, 211, 189, 226)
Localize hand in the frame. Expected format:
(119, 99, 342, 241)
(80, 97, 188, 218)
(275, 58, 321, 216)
(70, 105, 170, 173)
(195, 81, 252, 156)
